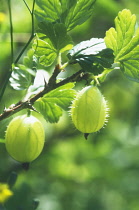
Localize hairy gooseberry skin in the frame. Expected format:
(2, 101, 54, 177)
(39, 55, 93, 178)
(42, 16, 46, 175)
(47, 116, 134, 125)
(5, 115, 45, 163)
(71, 85, 108, 133)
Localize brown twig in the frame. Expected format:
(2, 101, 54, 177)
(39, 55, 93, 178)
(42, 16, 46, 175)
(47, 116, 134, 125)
(0, 69, 84, 121)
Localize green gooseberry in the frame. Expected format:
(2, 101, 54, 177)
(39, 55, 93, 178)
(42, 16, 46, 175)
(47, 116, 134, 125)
(70, 85, 109, 134)
(5, 115, 45, 163)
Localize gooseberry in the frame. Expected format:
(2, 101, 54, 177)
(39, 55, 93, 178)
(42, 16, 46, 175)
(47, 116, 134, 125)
(70, 85, 109, 134)
(5, 115, 45, 163)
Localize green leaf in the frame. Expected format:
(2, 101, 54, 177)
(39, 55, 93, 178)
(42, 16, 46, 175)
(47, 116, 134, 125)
(34, 83, 76, 123)
(35, 0, 96, 31)
(43, 83, 76, 110)
(38, 22, 73, 52)
(33, 23, 73, 66)
(23, 49, 38, 71)
(33, 38, 57, 66)
(10, 65, 34, 90)
(104, 9, 139, 82)
(35, 0, 62, 23)
(68, 38, 106, 59)
(67, 38, 114, 74)
(35, 101, 63, 123)
(64, 0, 96, 31)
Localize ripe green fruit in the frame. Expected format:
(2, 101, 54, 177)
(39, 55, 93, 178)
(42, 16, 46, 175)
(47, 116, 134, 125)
(70, 85, 108, 133)
(5, 115, 45, 163)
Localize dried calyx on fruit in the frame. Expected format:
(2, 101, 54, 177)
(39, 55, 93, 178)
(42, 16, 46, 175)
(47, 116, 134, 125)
(5, 114, 45, 163)
(70, 85, 109, 136)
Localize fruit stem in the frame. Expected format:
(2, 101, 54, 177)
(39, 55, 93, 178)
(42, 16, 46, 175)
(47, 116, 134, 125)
(27, 109, 31, 117)
(22, 163, 30, 171)
(93, 76, 100, 86)
(84, 133, 89, 140)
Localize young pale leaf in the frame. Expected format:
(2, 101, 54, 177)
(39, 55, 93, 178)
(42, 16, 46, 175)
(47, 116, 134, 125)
(67, 38, 114, 74)
(35, 0, 96, 31)
(105, 9, 139, 82)
(33, 38, 57, 66)
(38, 22, 73, 52)
(25, 70, 50, 99)
(10, 65, 33, 90)
(34, 83, 76, 123)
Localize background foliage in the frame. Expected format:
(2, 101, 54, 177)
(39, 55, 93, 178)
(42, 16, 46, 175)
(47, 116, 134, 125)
(1, 0, 139, 210)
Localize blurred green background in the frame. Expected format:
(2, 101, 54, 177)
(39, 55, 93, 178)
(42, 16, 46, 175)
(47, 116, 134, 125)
(1, 0, 139, 209)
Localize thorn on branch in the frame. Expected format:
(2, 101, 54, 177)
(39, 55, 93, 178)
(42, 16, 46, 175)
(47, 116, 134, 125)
(27, 103, 38, 113)
(0, 67, 86, 122)
(43, 77, 48, 89)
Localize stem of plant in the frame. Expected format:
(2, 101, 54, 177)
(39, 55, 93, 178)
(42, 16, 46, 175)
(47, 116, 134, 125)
(15, 0, 36, 64)
(0, 0, 13, 102)
(8, 0, 14, 64)
(0, 0, 36, 103)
